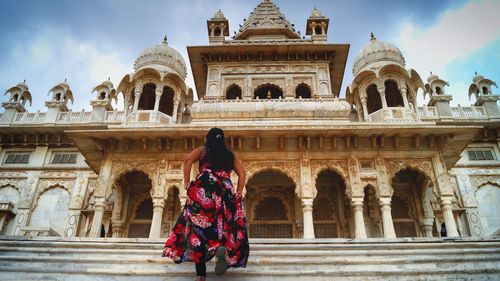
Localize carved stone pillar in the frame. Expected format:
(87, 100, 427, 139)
(379, 196, 396, 238)
(149, 198, 165, 239)
(133, 89, 141, 111)
(378, 86, 388, 109)
(301, 198, 315, 239)
(352, 197, 367, 238)
(400, 87, 410, 108)
(89, 197, 106, 238)
(422, 218, 434, 237)
(153, 89, 162, 112)
(440, 195, 459, 237)
(172, 99, 180, 123)
(360, 96, 369, 121)
(111, 221, 124, 238)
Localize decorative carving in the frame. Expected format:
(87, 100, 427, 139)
(470, 175, 500, 190)
(245, 160, 300, 196)
(385, 159, 435, 181)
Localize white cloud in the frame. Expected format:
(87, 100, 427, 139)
(394, 0, 500, 104)
(1, 26, 131, 111)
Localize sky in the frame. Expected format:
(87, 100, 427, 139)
(0, 0, 498, 112)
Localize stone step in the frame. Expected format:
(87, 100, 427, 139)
(0, 237, 499, 281)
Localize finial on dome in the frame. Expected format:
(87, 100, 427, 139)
(64, 78, 67, 83)
(430, 71, 432, 75)
(263, 0, 271, 3)
(370, 32, 377, 43)
(107, 77, 110, 81)
(475, 71, 478, 76)
(163, 35, 168, 44)
(23, 79, 26, 83)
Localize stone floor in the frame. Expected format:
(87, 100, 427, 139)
(0, 236, 499, 280)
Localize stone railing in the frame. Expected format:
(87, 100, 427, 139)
(417, 105, 490, 120)
(12, 111, 47, 123)
(104, 110, 125, 123)
(124, 110, 171, 126)
(0, 201, 15, 213)
(20, 226, 61, 237)
(58, 111, 92, 122)
(369, 107, 417, 123)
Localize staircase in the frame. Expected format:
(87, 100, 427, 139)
(0, 236, 499, 280)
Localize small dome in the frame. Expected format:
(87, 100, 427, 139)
(212, 9, 226, 20)
(427, 72, 439, 83)
(310, 7, 323, 18)
(473, 72, 484, 84)
(134, 37, 187, 78)
(353, 34, 405, 76)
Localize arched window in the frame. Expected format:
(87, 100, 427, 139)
(295, 83, 311, 99)
(214, 27, 221, 36)
(138, 83, 156, 110)
(99, 92, 106, 100)
(482, 86, 489, 95)
(385, 80, 404, 107)
(12, 94, 18, 102)
(366, 84, 382, 114)
(254, 84, 283, 99)
(226, 84, 242, 100)
(54, 93, 61, 101)
(159, 86, 175, 116)
(435, 87, 442, 95)
(315, 25, 322, 35)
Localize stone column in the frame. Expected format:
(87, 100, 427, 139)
(111, 221, 124, 238)
(153, 89, 162, 112)
(133, 89, 141, 111)
(423, 218, 434, 237)
(89, 197, 106, 238)
(0, 214, 7, 234)
(352, 197, 367, 238)
(124, 99, 130, 116)
(379, 196, 396, 238)
(301, 198, 315, 239)
(149, 198, 165, 239)
(440, 195, 459, 237)
(172, 99, 180, 123)
(378, 86, 388, 108)
(360, 96, 369, 121)
(400, 87, 410, 108)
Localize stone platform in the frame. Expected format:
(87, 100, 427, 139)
(0, 236, 499, 280)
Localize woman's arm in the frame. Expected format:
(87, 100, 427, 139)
(183, 146, 203, 189)
(233, 155, 246, 194)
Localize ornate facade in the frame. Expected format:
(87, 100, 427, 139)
(1, 0, 499, 241)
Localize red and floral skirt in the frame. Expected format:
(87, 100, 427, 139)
(162, 169, 249, 268)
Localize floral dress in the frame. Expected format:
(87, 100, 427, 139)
(162, 149, 249, 268)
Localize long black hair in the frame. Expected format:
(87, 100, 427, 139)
(204, 127, 234, 171)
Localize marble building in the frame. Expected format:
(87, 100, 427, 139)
(0, 0, 499, 242)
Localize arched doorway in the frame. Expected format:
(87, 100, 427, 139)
(162, 186, 181, 237)
(366, 84, 382, 114)
(159, 86, 175, 116)
(30, 186, 70, 236)
(111, 171, 153, 238)
(313, 170, 350, 238)
(0, 185, 20, 235)
(295, 83, 312, 99)
(254, 84, 283, 99)
(138, 83, 156, 110)
(385, 80, 404, 107)
(476, 184, 500, 236)
(226, 84, 242, 100)
(245, 170, 297, 238)
(363, 185, 382, 237)
(391, 169, 435, 237)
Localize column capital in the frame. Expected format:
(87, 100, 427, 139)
(351, 196, 364, 205)
(94, 197, 106, 208)
(379, 196, 391, 206)
(155, 89, 163, 96)
(301, 198, 313, 212)
(439, 195, 454, 206)
(152, 197, 165, 209)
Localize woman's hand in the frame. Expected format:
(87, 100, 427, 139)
(235, 191, 243, 200)
(184, 181, 191, 190)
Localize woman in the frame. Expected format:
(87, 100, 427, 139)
(162, 127, 249, 281)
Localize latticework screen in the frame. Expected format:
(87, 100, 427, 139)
(314, 223, 337, 238)
(394, 221, 417, 237)
(128, 223, 151, 238)
(250, 223, 292, 238)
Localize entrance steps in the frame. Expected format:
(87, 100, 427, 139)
(0, 236, 499, 280)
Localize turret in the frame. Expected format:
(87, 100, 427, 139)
(468, 72, 499, 117)
(1, 81, 32, 123)
(90, 78, 117, 122)
(425, 72, 453, 119)
(207, 9, 229, 45)
(45, 80, 74, 123)
(306, 7, 329, 43)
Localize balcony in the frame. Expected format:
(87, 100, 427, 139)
(124, 110, 172, 126)
(369, 107, 417, 123)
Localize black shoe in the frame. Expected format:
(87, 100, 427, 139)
(215, 246, 229, 276)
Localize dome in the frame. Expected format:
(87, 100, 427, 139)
(134, 37, 187, 78)
(427, 72, 440, 83)
(473, 72, 484, 84)
(352, 34, 405, 76)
